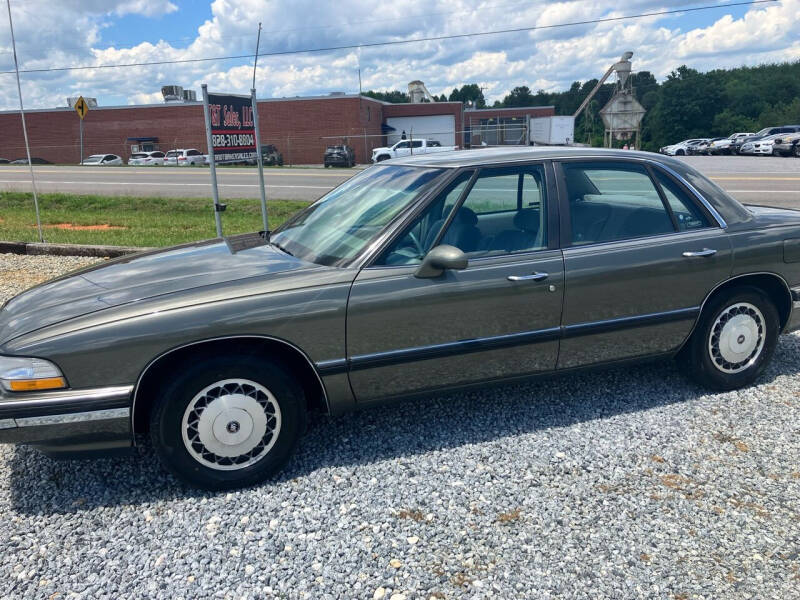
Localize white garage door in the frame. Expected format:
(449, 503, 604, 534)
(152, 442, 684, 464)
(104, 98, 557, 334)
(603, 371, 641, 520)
(385, 115, 456, 147)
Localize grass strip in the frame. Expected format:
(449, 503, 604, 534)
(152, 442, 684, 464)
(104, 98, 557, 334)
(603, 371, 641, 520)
(0, 191, 310, 247)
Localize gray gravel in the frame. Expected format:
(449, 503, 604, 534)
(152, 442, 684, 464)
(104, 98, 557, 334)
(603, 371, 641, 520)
(1, 253, 799, 599)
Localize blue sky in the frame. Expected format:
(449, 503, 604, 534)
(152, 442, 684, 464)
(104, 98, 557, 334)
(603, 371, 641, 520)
(1, 0, 798, 110)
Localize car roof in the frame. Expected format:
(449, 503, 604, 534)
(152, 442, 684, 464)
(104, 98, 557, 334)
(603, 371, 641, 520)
(388, 146, 675, 168)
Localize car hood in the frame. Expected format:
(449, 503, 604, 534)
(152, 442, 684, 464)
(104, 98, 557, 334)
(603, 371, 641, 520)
(0, 234, 320, 344)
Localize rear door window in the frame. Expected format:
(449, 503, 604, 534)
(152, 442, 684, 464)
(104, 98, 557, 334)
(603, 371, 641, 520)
(562, 162, 676, 245)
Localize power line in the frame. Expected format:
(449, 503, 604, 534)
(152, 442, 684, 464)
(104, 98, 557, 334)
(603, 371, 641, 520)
(0, 0, 777, 75)
(0, 0, 553, 57)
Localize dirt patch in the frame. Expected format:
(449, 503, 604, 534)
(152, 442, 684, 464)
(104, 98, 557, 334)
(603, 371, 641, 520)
(41, 223, 127, 231)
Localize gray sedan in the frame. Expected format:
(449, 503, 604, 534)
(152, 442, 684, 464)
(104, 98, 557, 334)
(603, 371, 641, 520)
(2, 147, 800, 489)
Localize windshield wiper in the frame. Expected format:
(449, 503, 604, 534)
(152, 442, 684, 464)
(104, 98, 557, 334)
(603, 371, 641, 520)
(271, 241, 293, 256)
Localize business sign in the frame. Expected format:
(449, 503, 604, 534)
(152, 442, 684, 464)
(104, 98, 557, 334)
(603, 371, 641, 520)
(207, 93, 256, 163)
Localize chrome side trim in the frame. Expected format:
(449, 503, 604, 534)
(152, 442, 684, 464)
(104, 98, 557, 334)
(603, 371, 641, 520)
(647, 160, 728, 229)
(348, 327, 562, 371)
(331, 308, 699, 373)
(15, 407, 130, 427)
(562, 307, 699, 338)
(0, 385, 133, 415)
(0, 418, 15, 430)
(131, 335, 332, 435)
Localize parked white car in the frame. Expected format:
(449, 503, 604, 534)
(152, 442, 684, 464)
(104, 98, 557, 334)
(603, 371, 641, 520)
(371, 139, 457, 162)
(81, 154, 122, 166)
(164, 148, 205, 166)
(740, 133, 782, 156)
(128, 151, 166, 166)
(659, 139, 708, 156)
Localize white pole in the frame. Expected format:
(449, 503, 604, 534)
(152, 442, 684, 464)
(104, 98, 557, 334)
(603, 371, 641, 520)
(251, 88, 268, 234)
(201, 84, 223, 237)
(6, 0, 43, 243)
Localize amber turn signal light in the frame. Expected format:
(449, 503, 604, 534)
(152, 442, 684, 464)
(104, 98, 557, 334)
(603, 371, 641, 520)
(8, 377, 67, 392)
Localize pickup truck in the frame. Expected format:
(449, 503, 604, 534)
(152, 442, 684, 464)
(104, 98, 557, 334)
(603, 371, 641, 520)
(371, 139, 457, 162)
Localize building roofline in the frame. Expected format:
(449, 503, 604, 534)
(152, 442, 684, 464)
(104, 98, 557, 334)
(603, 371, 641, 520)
(0, 93, 386, 115)
(465, 105, 555, 113)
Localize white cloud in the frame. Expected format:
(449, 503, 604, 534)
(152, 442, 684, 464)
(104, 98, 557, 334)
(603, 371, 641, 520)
(0, 0, 798, 110)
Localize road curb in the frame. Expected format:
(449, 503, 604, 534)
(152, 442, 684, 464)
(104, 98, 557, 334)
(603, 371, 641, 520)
(0, 241, 153, 258)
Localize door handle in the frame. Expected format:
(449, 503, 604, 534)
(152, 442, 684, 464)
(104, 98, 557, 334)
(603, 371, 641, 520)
(508, 272, 548, 282)
(682, 248, 717, 258)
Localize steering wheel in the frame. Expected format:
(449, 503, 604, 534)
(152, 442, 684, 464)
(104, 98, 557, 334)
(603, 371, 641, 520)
(408, 231, 425, 256)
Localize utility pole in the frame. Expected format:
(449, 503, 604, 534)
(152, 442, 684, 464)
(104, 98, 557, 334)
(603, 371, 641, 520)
(6, 0, 43, 242)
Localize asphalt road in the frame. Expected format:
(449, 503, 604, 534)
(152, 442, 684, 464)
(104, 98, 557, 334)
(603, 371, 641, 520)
(0, 155, 798, 207)
(0, 165, 354, 202)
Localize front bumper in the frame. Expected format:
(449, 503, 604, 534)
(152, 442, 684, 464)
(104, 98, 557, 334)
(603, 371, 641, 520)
(0, 385, 133, 455)
(325, 156, 350, 166)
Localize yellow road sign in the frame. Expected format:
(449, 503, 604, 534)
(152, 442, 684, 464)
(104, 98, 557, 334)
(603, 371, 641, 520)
(74, 96, 89, 120)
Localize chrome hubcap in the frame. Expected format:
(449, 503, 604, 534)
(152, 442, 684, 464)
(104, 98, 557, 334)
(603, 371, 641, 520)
(708, 302, 765, 374)
(181, 378, 281, 471)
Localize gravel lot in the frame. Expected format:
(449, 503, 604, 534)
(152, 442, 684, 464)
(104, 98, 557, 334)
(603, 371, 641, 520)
(1, 253, 799, 599)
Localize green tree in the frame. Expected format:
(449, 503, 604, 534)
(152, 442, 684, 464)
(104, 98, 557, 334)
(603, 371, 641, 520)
(448, 84, 486, 108)
(502, 86, 535, 107)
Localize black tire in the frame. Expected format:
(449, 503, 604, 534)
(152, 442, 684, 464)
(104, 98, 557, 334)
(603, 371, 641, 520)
(678, 286, 779, 391)
(376, 155, 389, 162)
(150, 354, 305, 490)
(794, 144, 800, 158)
(676, 149, 685, 156)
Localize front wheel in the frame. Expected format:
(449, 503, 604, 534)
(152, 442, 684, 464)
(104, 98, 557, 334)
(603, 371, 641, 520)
(679, 287, 779, 391)
(794, 144, 800, 158)
(150, 355, 305, 490)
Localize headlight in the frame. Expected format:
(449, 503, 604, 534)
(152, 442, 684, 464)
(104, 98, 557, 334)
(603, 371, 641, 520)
(0, 356, 67, 392)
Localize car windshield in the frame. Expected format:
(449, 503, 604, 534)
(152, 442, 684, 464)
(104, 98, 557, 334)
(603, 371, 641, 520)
(84, 155, 104, 162)
(270, 165, 446, 267)
(165, 151, 180, 157)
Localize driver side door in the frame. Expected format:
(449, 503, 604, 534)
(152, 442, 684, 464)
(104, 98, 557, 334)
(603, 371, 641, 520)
(345, 163, 564, 404)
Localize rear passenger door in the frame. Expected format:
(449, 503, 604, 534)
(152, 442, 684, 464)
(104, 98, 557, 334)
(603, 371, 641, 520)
(556, 159, 732, 369)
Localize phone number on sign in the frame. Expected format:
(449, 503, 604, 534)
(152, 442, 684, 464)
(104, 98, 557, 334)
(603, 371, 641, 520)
(212, 132, 255, 148)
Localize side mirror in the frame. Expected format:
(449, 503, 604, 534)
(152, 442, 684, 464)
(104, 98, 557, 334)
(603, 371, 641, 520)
(415, 245, 468, 278)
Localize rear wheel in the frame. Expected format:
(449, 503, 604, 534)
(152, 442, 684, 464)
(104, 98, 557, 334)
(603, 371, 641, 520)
(150, 355, 305, 490)
(679, 286, 779, 390)
(794, 144, 800, 158)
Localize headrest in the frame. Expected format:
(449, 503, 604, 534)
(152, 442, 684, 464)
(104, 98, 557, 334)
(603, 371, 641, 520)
(513, 209, 540, 232)
(454, 206, 478, 226)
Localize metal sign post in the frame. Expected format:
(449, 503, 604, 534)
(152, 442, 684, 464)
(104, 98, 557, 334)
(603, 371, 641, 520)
(201, 84, 224, 238)
(6, 0, 43, 243)
(251, 88, 269, 234)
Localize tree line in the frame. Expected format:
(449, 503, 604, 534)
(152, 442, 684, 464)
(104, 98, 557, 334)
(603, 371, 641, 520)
(364, 61, 800, 151)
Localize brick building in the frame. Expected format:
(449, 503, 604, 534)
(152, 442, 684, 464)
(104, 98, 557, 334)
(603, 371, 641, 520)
(0, 95, 555, 165)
